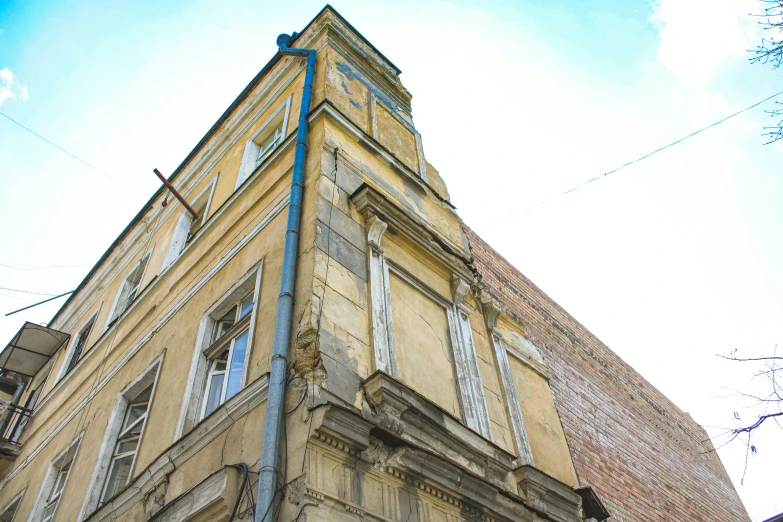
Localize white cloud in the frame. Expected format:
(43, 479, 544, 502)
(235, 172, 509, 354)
(0, 68, 29, 104)
(650, 0, 760, 88)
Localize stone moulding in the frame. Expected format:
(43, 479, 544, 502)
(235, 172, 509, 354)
(308, 402, 580, 522)
(514, 466, 582, 522)
(147, 467, 239, 522)
(350, 183, 472, 280)
(361, 371, 513, 488)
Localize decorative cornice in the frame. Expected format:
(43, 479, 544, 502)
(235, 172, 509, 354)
(476, 289, 502, 333)
(306, 403, 590, 522)
(366, 214, 388, 254)
(361, 371, 514, 488)
(351, 184, 472, 281)
(451, 275, 472, 314)
(514, 466, 582, 522)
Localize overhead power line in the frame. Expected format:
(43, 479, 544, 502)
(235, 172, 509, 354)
(0, 111, 138, 192)
(0, 286, 62, 297)
(481, 89, 783, 230)
(0, 262, 91, 271)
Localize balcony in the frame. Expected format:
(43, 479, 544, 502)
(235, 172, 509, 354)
(0, 322, 70, 474)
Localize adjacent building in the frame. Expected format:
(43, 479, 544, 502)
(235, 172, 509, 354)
(0, 7, 749, 522)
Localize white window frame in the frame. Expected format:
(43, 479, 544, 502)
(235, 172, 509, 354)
(99, 384, 153, 503)
(29, 433, 83, 522)
(161, 176, 218, 271)
(235, 96, 291, 189)
(0, 488, 25, 522)
(106, 248, 153, 329)
(79, 355, 163, 520)
(175, 263, 263, 438)
(56, 305, 102, 381)
(199, 292, 254, 419)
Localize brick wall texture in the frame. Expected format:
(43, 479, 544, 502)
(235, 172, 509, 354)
(464, 226, 749, 522)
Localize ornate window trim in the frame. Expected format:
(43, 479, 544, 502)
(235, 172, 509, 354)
(352, 184, 491, 439)
(480, 295, 535, 466)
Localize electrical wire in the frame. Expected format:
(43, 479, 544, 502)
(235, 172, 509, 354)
(0, 111, 138, 192)
(0, 262, 91, 271)
(228, 463, 250, 521)
(481, 89, 783, 230)
(0, 286, 62, 297)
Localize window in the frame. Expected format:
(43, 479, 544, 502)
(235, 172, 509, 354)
(162, 178, 217, 271)
(65, 314, 96, 374)
(31, 435, 81, 522)
(101, 384, 153, 502)
(109, 252, 151, 326)
(79, 359, 161, 520)
(41, 462, 70, 522)
(185, 189, 211, 245)
(236, 97, 291, 188)
(255, 124, 284, 165)
(201, 293, 253, 418)
(175, 265, 262, 437)
(0, 490, 24, 522)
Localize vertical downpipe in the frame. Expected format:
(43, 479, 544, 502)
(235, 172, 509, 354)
(255, 34, 316, 522)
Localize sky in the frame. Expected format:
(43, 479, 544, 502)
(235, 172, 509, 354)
(1, 0, 781, 518)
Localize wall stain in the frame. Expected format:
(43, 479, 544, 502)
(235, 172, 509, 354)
(336, 61, 399, 110)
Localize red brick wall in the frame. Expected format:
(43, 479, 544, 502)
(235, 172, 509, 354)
(464, 227, 749, 522)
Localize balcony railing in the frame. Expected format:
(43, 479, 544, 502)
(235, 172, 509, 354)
(0, 401, 33, 456)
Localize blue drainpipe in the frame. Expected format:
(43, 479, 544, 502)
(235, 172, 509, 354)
(255, 33, 316, 522)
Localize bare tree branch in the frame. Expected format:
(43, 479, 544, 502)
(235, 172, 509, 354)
(713, 344, 782, 483)
(749, 0, 783, 143)
(716, 354, 783, 362)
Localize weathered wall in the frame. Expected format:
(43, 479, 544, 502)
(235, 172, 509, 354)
(389, 271, 460, 418)
(465, 226, 749, 521)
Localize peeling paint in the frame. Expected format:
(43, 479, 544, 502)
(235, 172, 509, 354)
(336, 61, 398, 110)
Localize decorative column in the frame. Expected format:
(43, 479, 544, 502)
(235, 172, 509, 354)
(480, 293, 534, 466)
(366, 214, 397, 376)
(450, 276, 493, 440)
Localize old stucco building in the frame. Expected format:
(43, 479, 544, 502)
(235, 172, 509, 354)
(0, 7, 749, 522)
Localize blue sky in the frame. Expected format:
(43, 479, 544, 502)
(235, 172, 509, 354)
(1, 0, 782, 518)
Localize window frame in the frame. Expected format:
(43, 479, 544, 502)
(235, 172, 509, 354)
(235, 96, 292, 189)
(30, 433, 83, 522)
(106, 249, 153, 329)
(99, 383, 154, 504)
(161, 176, 218, 271)
(41, 461, 70, 522)
(79, 356, 163, 520)
(0, 488, 25, 522)
(199, 293, 254, 419)
(175, 263, 263, 438)
(57, 306, 101, 381)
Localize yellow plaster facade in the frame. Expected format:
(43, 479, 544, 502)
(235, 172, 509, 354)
(0, 7, 584, 522)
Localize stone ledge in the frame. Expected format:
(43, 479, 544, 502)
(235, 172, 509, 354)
(514, 465, 582, 522)
(148, 467, 238, 522)
(308, 403, 585, 522)
(361, 370, 515, 488)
